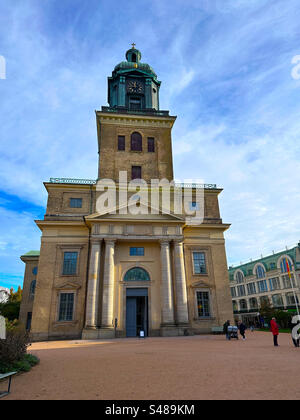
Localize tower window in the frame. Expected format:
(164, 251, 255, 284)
(132, 166, 142, 180)
(131, 132, 142, 151)
(148, 137, 155, 153)
(132, 53, 137, 63)
(70, 198, 82, 208)
(129, 97, 141, 110)
(118, 136, 125, 151)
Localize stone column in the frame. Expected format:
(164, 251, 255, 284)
(174, 241, 189, 324)
(101, 239, 116, 328)
(85, 241, 101, 329)
(160, 240, 175, 326)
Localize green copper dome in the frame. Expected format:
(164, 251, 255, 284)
(107, 45, 161, 111)
(113, 47, 158, 79)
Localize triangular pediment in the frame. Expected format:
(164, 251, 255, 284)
(55, 282, 81, 291)
(191, 281, 210, 288)
(86, 199, 185, 223)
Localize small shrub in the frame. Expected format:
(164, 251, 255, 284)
(23, 353, 39, 367)
(12, 359, 31, 372)
(0, 324, 30, 366)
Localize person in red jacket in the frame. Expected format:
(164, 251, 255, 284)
(270, 317, 279, 347)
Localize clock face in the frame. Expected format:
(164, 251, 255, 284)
(127, 80, 143, 93)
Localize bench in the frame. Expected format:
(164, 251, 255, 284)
(211, 326, 224, 335)
(0, 372, 17, 398)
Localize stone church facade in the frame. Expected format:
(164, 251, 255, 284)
(20, 46, 233, 341)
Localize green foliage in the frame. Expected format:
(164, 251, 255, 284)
(259, 300, 294, 329)
(0, 301, 21, 321)
(0, 324, 30, 371)
(0, 286, 23, 321)
(259, 300, 274, 323)
(0, 321, 39, 374)
(9, 286, 22, 303)
(273, 310, 290, 329)
(0, 354, 39, 374)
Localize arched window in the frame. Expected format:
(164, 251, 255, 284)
(235, 270, 244, 284)
(29, 280, 36, 298)
(280, 257, 293, 274)
(255, 265, 265, 279)
(131, 132, 142, 151)
(124, 267, 150, 282)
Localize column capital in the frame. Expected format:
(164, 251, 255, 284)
(90, 238, 103, 245)
(159, 239, 171, 247)
(173, 239, 184, 246)
(104, 238, 116, 246)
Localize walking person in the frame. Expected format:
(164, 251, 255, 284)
(290, 315, 300, 348)
(270, 317, 279, 347)
(238, 321, 247, 340)
(223, 320, 231, 341)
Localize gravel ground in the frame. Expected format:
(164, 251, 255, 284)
(2, 331, 300, 400)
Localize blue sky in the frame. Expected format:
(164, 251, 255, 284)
(1, 0, 300, 290)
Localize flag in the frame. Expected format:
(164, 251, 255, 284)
(286, 258, 292, 279)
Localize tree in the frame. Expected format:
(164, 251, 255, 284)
(0, 286, 23, 321)
(259, 300, 274, 325)
(9, 286, 22, 303)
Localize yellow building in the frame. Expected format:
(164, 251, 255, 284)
(20, 46, 233, 341)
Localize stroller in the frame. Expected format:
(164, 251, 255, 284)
(228, 325, 239, 340)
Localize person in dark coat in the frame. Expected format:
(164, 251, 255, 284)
(223, 320, 231, 340)
(270, 317, 279, 347)
(238, 321, 247, 340)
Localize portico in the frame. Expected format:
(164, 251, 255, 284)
(82, 217, 190, 339)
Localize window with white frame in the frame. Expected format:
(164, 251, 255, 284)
(256, 265, 266, 279)
(247, 282, 256, 295)
(269, 277, 281, 291)
(286, 292, 299, 306)
(231, 287, 237, 298)
(196, 291, 211, 318)
(235, 271, 244, 284)
(58, 292, 75, 322)
(193, 252, 207, 274)
(282, 274, 296, 289)
(280, 257, 293, 274)
(237, 285, 246, 297)
(257, 280, 268, 293)
(249, 297, 258, 309)
(272, 294, 284, 307)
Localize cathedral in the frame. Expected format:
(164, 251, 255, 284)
(19, 46, 233, 341)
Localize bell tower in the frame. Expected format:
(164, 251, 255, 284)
(97, 45, 176, 183)
(107, 44, 160, 112)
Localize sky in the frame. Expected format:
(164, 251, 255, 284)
(0, 0, 300, 290)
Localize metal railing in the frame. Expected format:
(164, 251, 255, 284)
(49, 178, 218, 189)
